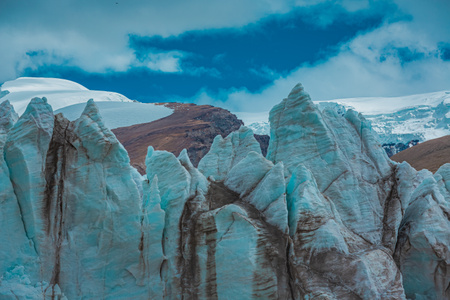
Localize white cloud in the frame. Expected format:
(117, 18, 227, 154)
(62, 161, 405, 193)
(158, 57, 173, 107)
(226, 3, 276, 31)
(140, 51, 185, 73)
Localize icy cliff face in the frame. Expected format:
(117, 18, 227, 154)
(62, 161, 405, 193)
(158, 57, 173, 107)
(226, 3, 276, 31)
(0, 85, 449, 299)
(1, 98, 147, 299)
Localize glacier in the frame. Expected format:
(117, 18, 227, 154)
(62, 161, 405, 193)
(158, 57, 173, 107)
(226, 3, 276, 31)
(0, 84, 448, 299)
(247, 90, 450, 155)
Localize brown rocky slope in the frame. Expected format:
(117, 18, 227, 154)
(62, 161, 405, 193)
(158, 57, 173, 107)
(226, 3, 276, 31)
(112, 102, 269, 174)
(391, 135, 450, 172)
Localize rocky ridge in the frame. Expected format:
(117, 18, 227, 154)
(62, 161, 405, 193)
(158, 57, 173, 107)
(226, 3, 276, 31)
(0, 84, 448, 299)
(391, 135, 450, 173)
(112, 102, 269, 174)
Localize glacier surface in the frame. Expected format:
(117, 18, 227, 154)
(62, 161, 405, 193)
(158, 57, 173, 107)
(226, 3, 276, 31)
(0, 84, 448, 299)
(54, 102, 173, 129)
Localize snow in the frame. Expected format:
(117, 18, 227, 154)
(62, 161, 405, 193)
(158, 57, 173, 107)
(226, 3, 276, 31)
(0, 77, 173, 129)
(234, 111, 268, 125)
(243, 121, 270, 135)
(0, 77, 133, 116)
(55, 102, 173, 129)
(1, 77, 87, 93)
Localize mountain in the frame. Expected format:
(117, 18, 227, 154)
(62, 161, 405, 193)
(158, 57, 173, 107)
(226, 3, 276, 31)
(391, 135, 450, 173)
(247, 90, 450, 156)
(111, 102, 245, 174)
(0, 84, 448, 299)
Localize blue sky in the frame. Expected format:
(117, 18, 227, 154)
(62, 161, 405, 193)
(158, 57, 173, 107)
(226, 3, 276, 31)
(1, 0, 449, 112)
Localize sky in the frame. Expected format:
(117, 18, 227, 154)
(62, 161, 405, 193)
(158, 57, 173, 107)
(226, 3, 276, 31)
(1, 0, 449, 113)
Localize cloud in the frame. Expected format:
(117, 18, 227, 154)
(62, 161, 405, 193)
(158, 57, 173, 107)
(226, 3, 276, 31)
(138, 50, 185, 73)
(0, 0, 389, 82)
(188, 0, 450, 113)
(249, 66, 281, 81)
(3, 0, 447, 113)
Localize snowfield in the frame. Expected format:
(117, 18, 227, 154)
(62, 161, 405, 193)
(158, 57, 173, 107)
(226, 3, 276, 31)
(0, 77, 173, 129)
(55, 102, 173, 129)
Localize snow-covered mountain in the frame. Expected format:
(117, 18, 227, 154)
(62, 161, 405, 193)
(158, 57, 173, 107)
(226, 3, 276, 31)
(246, 91, 450, 153)
(0, 77, 173, 129)
(0, 84, 448, 299)
(318, 91, 450, 143)
(0, 77, 132, 114)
